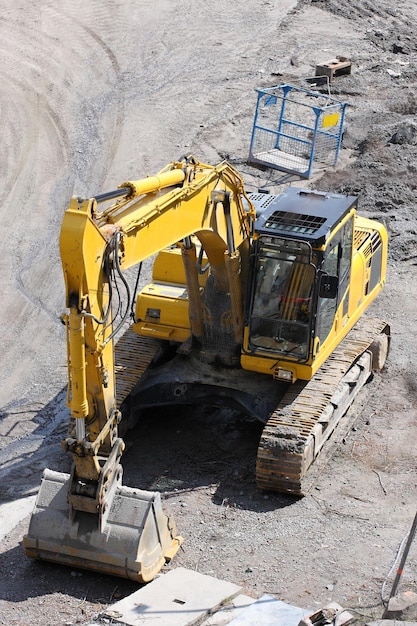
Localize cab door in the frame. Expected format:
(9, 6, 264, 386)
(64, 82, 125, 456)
(315, 216, 353, 346)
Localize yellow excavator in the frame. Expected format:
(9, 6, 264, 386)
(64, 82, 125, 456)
(24, 156, 389, 582)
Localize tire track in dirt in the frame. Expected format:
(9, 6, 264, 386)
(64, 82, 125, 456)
(311, 0, 417, 48)
(0, 74, 70, 218)
(0, 6, 141, 538)
(108, 0, 299, 172)
(0, 79, 37, 209)
(0, 2, 126, 295)
(50, 3, 127, 188)
(0, 391, 68, 479)
(0, 3, 128, 441)
(0, 1, 126, 215)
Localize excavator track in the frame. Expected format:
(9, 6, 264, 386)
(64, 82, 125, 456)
(115, 329, 164, 407)
(256, 317, 390, 496)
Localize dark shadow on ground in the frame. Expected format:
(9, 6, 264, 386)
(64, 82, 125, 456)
(0, 393, 297, 606)
(0, 389, 71, 505)
(0, 391, 296, 513)
(122, 405, 298, 514)
(0, 542, 138, 604)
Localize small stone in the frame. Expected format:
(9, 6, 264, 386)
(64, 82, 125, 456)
(387, 68, 401, 78)
(387, 590, 417, 612)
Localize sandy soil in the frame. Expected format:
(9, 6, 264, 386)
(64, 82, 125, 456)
(1, 1, 417, 624)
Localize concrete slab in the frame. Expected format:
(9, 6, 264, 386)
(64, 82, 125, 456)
(226, 594, 310, 625)
(102, 567, 243, 626)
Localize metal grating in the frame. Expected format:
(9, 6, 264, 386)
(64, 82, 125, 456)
(353, 229, 369, 249)
(354, 228, 382, 259)
(264, 210, 326, 235)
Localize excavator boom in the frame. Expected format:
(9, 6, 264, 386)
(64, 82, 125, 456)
(24, 156, 255, 581)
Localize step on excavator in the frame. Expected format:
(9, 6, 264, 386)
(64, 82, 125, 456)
(24, 156, 390, 582)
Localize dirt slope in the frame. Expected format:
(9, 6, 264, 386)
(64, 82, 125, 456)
(1, 1, 417, 624)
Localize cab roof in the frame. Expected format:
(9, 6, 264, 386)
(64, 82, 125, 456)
(250, 187, 357, 246)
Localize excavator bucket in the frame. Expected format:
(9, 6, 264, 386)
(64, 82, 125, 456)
(23, 469, 183, 582)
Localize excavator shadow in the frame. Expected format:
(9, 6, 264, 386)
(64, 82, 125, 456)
(0, 389, 71, 506)
(0, 541, 139, 604)
(0, 395, 295, 606)
(0, 388, 137, 604)
(122, 404, 297, 514)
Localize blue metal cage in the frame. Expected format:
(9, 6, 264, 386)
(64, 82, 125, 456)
(248, 84, 348, 179)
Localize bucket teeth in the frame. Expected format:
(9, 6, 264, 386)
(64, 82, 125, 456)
(23, 469, 183, 582)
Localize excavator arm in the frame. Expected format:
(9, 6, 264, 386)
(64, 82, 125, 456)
(62, 156, 254, 505)
(24, 156, 255, 581)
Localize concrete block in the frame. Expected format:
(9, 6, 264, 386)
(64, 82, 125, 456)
(298, 601, 353, 625)
(102, 567, 242, 626)
(315, 56, 352, 81)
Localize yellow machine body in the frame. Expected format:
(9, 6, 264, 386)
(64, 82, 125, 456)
(133, 245, 208, 342)
(24, 157, 389, 581)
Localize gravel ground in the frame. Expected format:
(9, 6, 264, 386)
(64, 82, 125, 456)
(1, 1, 417, 624)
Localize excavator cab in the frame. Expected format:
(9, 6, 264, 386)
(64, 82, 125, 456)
(241, 187, 387, 383)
